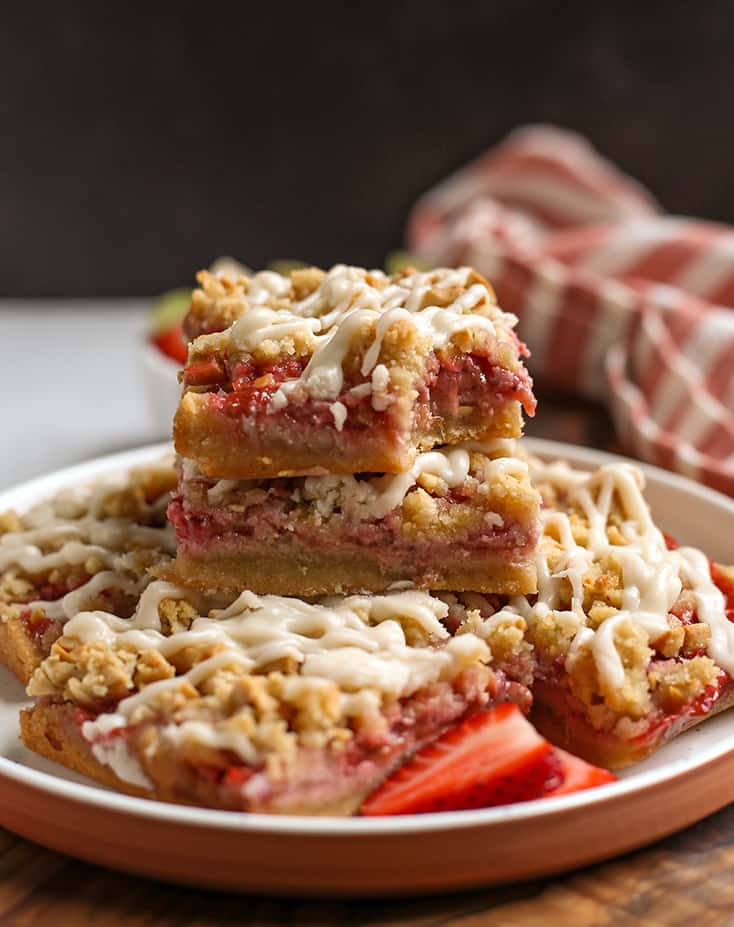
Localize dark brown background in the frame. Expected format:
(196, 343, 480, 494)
(4, 0, 734, 296)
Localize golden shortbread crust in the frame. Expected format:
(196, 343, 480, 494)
(174, 391, 524, 480)
(156, 547, 537, 597)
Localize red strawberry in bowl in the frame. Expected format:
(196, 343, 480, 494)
(152, 321, 188, 364)
(149, 289, 192, 365)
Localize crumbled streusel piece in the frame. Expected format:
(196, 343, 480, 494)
(649, 657, 720, 712)
(158, 597, 197, 635)
(566, 618, 653, 724)
(0, 511, 22, 535)
(290, 267, 325, 300)
(29, 639, 139, 706)
(133, 649, 176, 689)
(0, 571, 36, 603)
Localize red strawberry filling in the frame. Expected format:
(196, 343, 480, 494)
(166, 493, 538, 567)
(20, 609, 58, 645)
(73, 669, 540, 814)
(186, 347, 535, 430)
(426, 352, 536, 418)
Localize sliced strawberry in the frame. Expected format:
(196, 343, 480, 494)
(542, 748, 616, 798)
(153, 323, 188, 364)
(361, 704, 560, 816)
(183, 358, 228, 387)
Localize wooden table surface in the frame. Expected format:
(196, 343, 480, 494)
(3, 395, 733, 927)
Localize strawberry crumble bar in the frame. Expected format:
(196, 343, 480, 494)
(491, 457, 734, 768)
(160, 441, 541, 596)
(174, 265, 535, 479)
(0, 461, 176, 683)
(23, 583, 536, 814)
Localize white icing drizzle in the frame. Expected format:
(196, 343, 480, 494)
(230, 306, 322, 355)
(84, 723, 153, 789)
(245, 269, 292, 304)
(295, 445, 525, 522)
(0, 539, 111, 574)
(369, 363, 391, 410)
(329, 401, 347, 432)
(34, 569, 144, 621)
(492, 459, 732, 688)
(1, 472, 175, 623)
(228, 265, 515, 415)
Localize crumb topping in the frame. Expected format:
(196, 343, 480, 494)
(184, 439, 538, 535)
(0, 461, 176, 628)
(490, 457, 731, 730)
(28, 582, 533, 769)
(17, 453, 734, 787)
(184, 264, 523, 422)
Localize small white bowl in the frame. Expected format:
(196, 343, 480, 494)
(139, 337, 181, 439)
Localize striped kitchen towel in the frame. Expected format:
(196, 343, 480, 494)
(407, 125, 734, 495)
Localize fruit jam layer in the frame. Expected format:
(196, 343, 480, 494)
(72, 669, 531, 814)
(244, 669, 527, 813)
(184, 348, 535, 430)
(528, 559, 734, 765)
(167, 494, 539, 561)
(531, 674, 733, 769)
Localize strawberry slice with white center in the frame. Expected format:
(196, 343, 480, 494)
(361, 704, 562, 816)
(542, 748, 616, 797)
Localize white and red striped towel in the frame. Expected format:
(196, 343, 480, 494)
(407, 125, 734, 495)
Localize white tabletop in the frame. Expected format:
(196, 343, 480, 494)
(0, 302, 168, 490)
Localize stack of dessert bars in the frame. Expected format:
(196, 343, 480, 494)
(16, 262, 734, 815)
(161, 264, 541, 599)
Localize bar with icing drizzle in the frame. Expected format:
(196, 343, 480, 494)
(0, 470, 175, 624)
(29, 584, 496, 784)
(495, 459, 732, 688)
(201, 264, 517, 413)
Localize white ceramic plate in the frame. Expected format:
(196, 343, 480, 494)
(1, 439, 733, 896)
